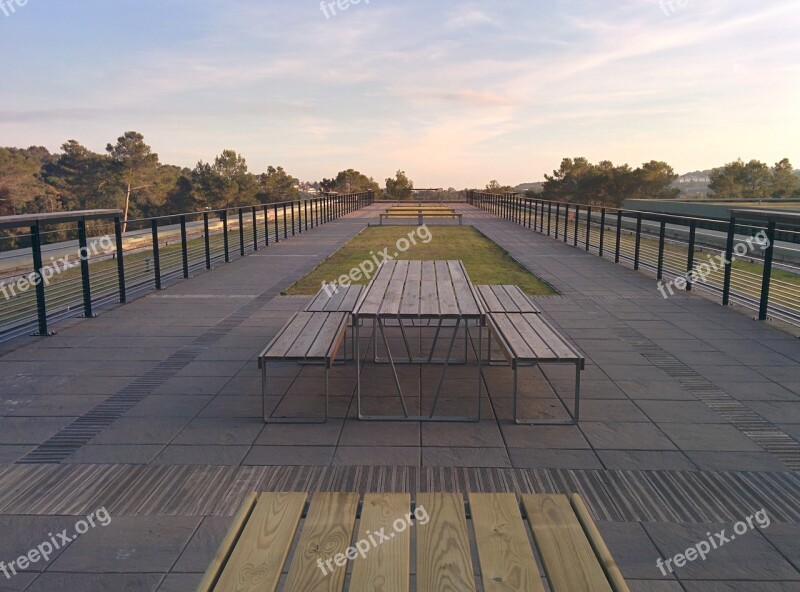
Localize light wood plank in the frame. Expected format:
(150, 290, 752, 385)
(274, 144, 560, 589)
(284, 492, 360, 592)
(521, 315, 578, 360)
(400, 276, 421, 316)
(213, 492, 306, 592)
(419, 280, 439, 317)
(449, 260, 481, 316)
(306, 313, 348, 363)
(350, 493, 411, 592)
(522, 494, 613, 592)
(307, 288, 331, 312)
(416, 493, 476, 592)
(570, 494, 630, 592)
(196, 492, 257, 592)
(322, 288, 347, 312)
(477, 286, 504, 313)
(469, 493, 545, 592)
(435, 261, 459, 317)
(262, 313, 312, 358)
(505, 285, 540, 314)
(339, 285, 363, 312)
(285, 312, 329, 359)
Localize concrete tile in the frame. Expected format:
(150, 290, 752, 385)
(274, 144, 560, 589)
(332, 446, 420, 466)
(90, 417, 191, 445)
(0, 573, 36, 591)
(0, 445, 31, 463)
(154, 445, 249, 465)
(171, 418, 263, 446)
(658, 424, 764, 452)
(0, 417, 74, 444)
(11, 395, 107, 417)
(172, 516, 231, 573)
(684, 451, 789, 472)
(745, 401, 800, 424)
(423, 447, 511, 468)
(579, 399, 650, 422)
(636, 401, 727, 424)
(499, 424, 590, 449)
(256, 420, 344, 446)
(340, 421, 420, 447)
(49, 516, 200, 573)
(25, 574, 161, 591)
(596, 521, 676, 580)
(615, 380, 695, 400)
(65, 444, 164, 465)
(598, 450, 697, 471)
(682, 582, 800, 591)
(580, 422, 676, 451)
(420, 422, 502, 447)
(761, 523, 800, 572)
(157, 573, 203, 591)
(197, 396, 261, 418)
(509, 448, 602, 469)
(124, 395, 213, 417)
(243, 445, 335, 466)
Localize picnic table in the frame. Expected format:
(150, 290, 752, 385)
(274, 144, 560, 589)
(353, 260, 484, 421)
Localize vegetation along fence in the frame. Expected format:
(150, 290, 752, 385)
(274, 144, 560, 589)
(0, 192, 374, 342)
(468, 191, 800, 327)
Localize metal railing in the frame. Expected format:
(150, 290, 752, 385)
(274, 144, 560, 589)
(467, 191, 800, 327)
(0, 192, 374, 342)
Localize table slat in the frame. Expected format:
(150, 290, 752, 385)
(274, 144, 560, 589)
(350, 493, 411, 592)
(522, 494, 613, 592)
(284, 492, 360, 592)
(417, 493, 477, 592)
(469, 493, 545, 592)
(213, 492, 306, 592)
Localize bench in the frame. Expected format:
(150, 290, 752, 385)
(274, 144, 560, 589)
(486, 312, 584, 424)
(304, 284, 363, 359)
(475, 284, 541, 314)
(197, 491, 629, 592)
(379, 212, 462, 225)
(258, 311, 349, 423)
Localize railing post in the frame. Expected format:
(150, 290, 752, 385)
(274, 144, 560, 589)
(76, 219, 94, 318)
(657, 219, 666, 280)
(238, 208, 245, 257)
(283, 204, 288, 238)
(203, 212, 212, 269)
(585, 206, 591, 251)
(252, 207, 258, 250)
(533, 200, 538, 230)
(180, 215, 190, 278)
(686, 220, 696, 291)
(555, 203, 560, 239)
(151, 219, 162, 290)
(722, 215, 735, 305)
(274, 204, 279, 242)
(563, 203, 569, 243)
(615, 210, 622, 263)
(222, 210, 230, 262)
(547, 202, 552, 235)
(758, 220, 776, 321)
(634, 213, 642, 270)
(573, 205, 579, 246)
(291, 202, 296, 235)
(305, 200, 309, 231)
(29, 221, 50, 335)
(263, 206, 270, 246)
(599, 208, 606, 257)
(114, 216, 127, 302)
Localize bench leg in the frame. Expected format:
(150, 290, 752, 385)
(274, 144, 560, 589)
(513, 362, 580, 425)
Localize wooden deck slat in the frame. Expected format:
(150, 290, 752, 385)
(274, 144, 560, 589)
(492, 286, 518, 313)
(419, 280, 439, 317)
(522, 494, 613, 592)
(400, 276, 421, 316)
(449, 260, 480, 316)
(350, 493, 411, 592)
(417, 493, 477, 592)
(284, 492, 360, 592)
(490, 314, 537, 360)
(520, 315, 578, 359)
(469, 493, 545, 592)
(213, 492, 306, 592)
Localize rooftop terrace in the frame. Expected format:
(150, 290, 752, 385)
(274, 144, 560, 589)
(1, 201, 799, 590)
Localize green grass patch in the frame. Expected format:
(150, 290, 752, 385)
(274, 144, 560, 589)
(284, 226, 557, 295)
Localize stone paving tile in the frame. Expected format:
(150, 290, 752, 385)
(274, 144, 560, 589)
(420, 421, 503, 447)
(0, 417, 74, 445)
(744, 401, 800, 424)
(627, 582, 684, 591)
(48, 516, 200, 573)
(580, 421, 677, 451)
(124, 395, 214, 417)
(0, 445, 31, 464)
(157, 573, 203, 591)
(682, 582, 800, 591)
(339, 420, 419, 447)
(658, 424, 764, 452)
(10, 395, 107, 417)
(642, 522, 799, 581)
(0, 573, 37, 591)
(153, 445, 249, 465)
(597, 450, 698, 471)
(332, 446, 421, 466)
(172, 516, 230, 573)
(25, 574, 162, 591)
(243, 445, 335, 466)
(597, 521, 677, 581)
(255, 420, 344, 446)
(614, 380, 696, 400)
(64, 444, 164, 465)
(170, 418, 263, 446)
(423, 446, 511, 468)
(579, 399, 651, 422)
(684, 451, 789, 472)
(499, 423, 591, 449)
(508, 448, 602, 469)
(761, 524, 800, 573)
(90, 417, 191, 445)
(636, 400, 728, 424)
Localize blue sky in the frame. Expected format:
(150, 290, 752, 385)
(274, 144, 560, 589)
(1, 0, 798, 187)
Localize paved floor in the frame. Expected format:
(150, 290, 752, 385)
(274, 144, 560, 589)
(0, 203, 798, 590)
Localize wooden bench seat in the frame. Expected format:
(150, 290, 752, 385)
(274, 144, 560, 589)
(258, 311, 349, 423)
(487, 311, 584, 424)
(304, 284, 363, 313)
(198, 492, 629, 592)
(379, 212, 462, 225)
(475, 284, 541, 314)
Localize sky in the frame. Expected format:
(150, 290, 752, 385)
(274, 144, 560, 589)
(1, 0, 798, 187)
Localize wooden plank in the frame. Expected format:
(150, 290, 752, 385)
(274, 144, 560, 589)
(400, 275, 420, 316)
(196, 492, 257, 592)
(477, 286, 504, 313)
(213, 492, 306, 592)
(521, 315, 578, 360)
(448, 260, 480, 316)
(339, 285, 363, 312)
(306, 288, 331, 312)
(307, 313, 348, 363)
(350, 493, 411, 592)
(492, 286, 518, 313)
(469, 493, 545, 592)
(570, 494, 630, 592)
(490, 313, 536, 360)
(522, 494, 613, 592)
(419, 280, 439, 317)
(435, 260, 459, 317)
(322, 288, 347, 312)
(285, 312, 329, 359)
(262, 313, 312, 359)
(505, 285, 540, 313)
(380, 262, 407, 316)
(284, 492, 360, 592)
(416, 493, 477, 592)
(405, 260, 422, 280)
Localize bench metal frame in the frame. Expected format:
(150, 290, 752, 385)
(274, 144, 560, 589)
(379, 213, 463, 226)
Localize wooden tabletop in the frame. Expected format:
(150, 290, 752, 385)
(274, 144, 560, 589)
(354, 260, 483, 319)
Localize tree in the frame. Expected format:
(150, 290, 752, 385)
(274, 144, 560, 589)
(322, 169, 381, 196)
(106, 132, 159, 231)
(484, 180, 515, 194)
(258, 165, 298, 203)
(0, 147, 55, 216)
(212, 150, 257, 207)
(771, 158, 800, 198)
(44, 141, 117, 212)
(710, 159, 771, 201)
(385, 170, 413, 199)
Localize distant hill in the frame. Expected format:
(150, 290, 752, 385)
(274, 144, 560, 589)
(514, 182, 543, 193)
